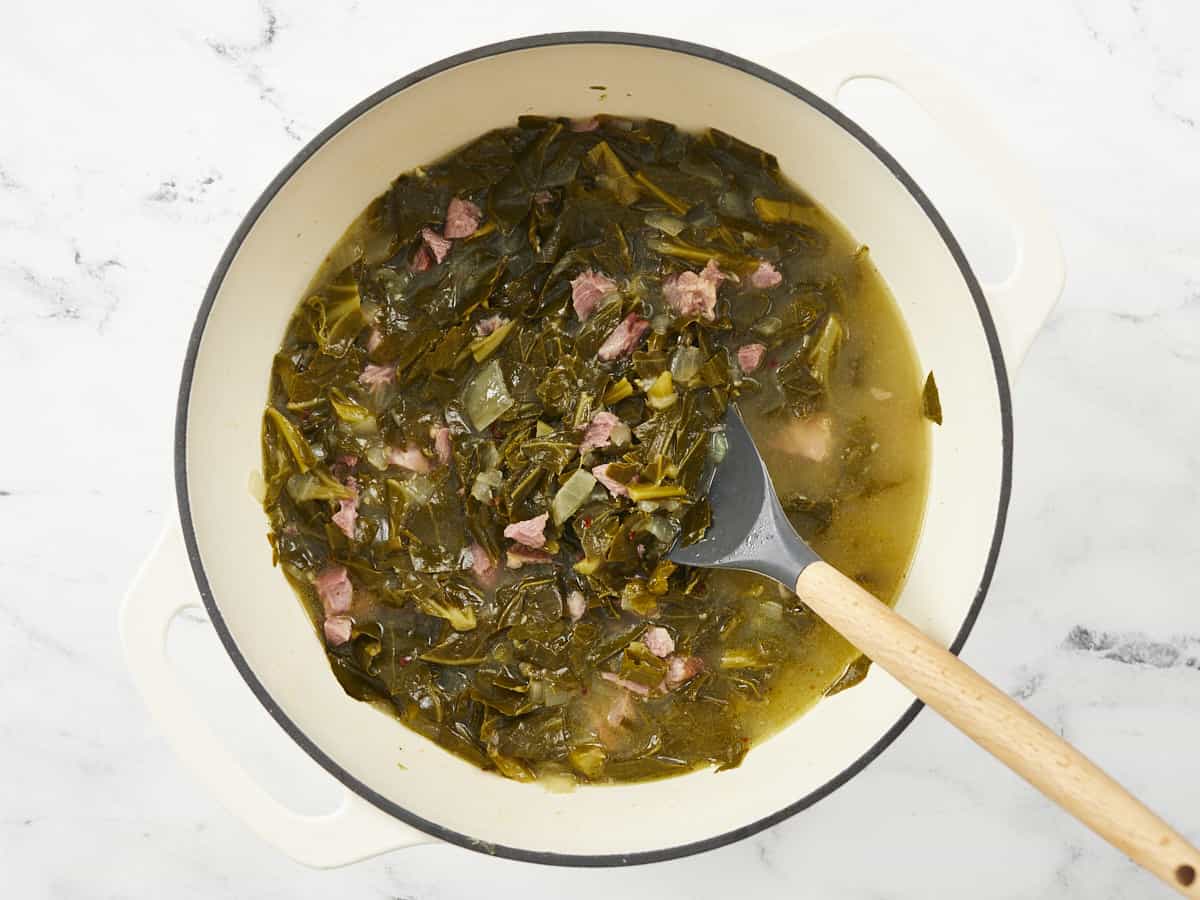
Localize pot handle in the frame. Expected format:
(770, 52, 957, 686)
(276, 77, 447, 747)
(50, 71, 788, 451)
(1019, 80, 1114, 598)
(766, 33, 1065, 374)
(119, 520, 430, 867)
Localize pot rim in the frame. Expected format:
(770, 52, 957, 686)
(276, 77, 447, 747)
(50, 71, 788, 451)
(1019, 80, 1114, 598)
(175, 30, 1012, 867)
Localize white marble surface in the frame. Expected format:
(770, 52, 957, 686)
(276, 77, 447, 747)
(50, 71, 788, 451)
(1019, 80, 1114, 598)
(3, 0, 1199, 896)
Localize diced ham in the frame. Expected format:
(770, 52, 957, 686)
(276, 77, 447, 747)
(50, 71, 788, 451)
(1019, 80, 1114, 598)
(466, 541, 498, 588)
(591, 463, 629, 498)
(570, 116, 600, 132)
(443, 197, 482, 239)
(409, 245, 432, 273)
(336, 454, 358, 469)
(600, 671, 650, 697)
(506, 547, 553, 569)
(566, 589, 587, 622)
(475, 313, 508, 337)
(579, 411, 630, 452)
(331, 477, 359, 539)
(314, 566, 352, 616)
(421, 227, 452, 264)
(662, 259, 728, 321)
(366, 327, 383, 353)
(504, 512, 548, 549)
(605, 688, 636, 728)
(359, 363, 395, 388)
(388, 442, 432, 473)
(570, 269, 617, 322)
(324, 616, 353, 646)
(597, 313, 650, 361)
(664, 654, 704, 689)
(768, 413, 833, 462)
(737, 343, 766, 374)
(532, 189, 554, 205)
(749, 260, 783, 289)
(431, 425, 453, 466)
(643, 626, 675, 658)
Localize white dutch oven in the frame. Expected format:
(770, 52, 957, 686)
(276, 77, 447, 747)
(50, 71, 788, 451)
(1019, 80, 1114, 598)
(121, 32, 1064, 867)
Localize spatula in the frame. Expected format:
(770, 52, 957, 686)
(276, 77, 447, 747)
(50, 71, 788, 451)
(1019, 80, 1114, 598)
(669, 406, 1200, 896)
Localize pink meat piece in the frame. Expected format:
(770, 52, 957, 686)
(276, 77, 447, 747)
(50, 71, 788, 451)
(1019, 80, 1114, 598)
(409, 245, 432, 273)
(443, 197, 482, 239)
(664, 655, 705, 689)
(315, 566, 353, 616)
(768, 413, 833, 462)
(359, 363, 395, 388)
(431, 425, 453, 466)
(506, 547, 553, 569)
(597, 313, 650, 361)
(503, 512, 548, 549)
(421, 227, 452, 264)
(388, 443, 432, 473)
(605, 688, 636, 728)
(570, 269, 617, 322)
(579, 411, 626, 452)
(466, 541, 498, 588)
(662, 259, 728, 321)
(600, 671, 650, 697)
(737, 343, 766, 374)
(749, 260, 783, 289)
(336, 454, 358, 469)
(566, 589, 587, 622)
(591, 463, 629, 498)
(331, 497, 357, 538)
(323, 616, 352, 646)
(643, 626, 675, 658)
(331, 477, 359, 539)
(366, 327, 383, 353)
(532, 189, 554, 205)
(475, 313, 508, 337)
(570, 116, 600, 132)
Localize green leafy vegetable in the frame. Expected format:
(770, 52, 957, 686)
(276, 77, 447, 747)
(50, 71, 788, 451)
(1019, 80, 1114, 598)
(262, 115, 929, 788)
(922, 371, 942, 425)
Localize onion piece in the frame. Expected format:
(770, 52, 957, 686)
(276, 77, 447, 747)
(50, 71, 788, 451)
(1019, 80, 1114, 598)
(669, 346, 704, 385)
(471, 469, 503, 502)
(645, 212, 686, 236)
(551, 469, 598, 526)
(464, 360, 514, 431)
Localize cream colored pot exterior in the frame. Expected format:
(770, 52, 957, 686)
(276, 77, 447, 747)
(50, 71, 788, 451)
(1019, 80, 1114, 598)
(121, 33, 1064, 866)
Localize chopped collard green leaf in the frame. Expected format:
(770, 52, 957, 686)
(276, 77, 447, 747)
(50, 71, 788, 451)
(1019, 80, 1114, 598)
(922, 371, 943, 425)
(262, 115, 931, 786)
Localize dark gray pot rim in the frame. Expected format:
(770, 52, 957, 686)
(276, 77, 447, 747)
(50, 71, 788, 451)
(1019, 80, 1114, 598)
(175, 30, 1012, 868)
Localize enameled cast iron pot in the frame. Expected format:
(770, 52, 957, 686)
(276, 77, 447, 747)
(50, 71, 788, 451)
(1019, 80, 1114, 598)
(121, 32, 1064, 867)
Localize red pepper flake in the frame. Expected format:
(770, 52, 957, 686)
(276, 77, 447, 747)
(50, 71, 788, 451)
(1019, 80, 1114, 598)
(628, 530, 637, 541)
(398, 655, 412, 667)
(581, 517, 592, 528)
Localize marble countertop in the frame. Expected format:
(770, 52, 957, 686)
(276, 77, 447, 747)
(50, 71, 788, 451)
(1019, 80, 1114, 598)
(4, 0, 1198, 896)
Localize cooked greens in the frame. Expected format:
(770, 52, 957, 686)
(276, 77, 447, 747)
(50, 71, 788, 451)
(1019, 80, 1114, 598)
(922, 371, 943, 425)
(261, 116, 930, 785)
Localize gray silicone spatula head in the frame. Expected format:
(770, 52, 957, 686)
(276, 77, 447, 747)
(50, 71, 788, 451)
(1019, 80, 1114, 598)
(667, 406, 819, 587)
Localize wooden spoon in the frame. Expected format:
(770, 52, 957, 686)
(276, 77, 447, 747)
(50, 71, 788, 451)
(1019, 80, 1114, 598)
(669, 407, 1199, 896)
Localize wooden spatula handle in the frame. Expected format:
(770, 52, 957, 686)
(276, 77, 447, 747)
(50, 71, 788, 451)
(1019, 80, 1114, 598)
(795, 561, 1200, 897)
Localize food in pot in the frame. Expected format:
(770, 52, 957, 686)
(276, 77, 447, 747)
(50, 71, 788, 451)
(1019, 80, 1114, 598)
(260, 116, 930, 784)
